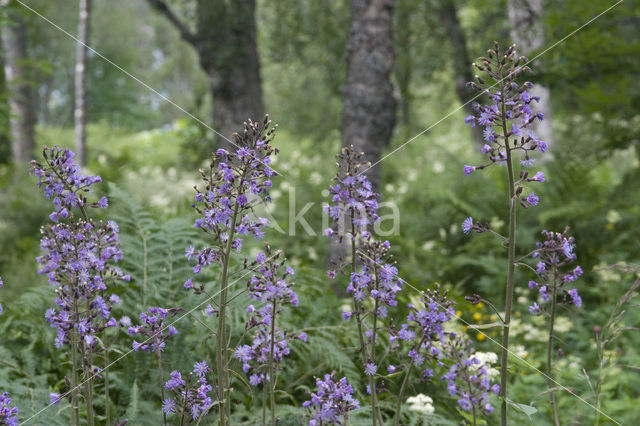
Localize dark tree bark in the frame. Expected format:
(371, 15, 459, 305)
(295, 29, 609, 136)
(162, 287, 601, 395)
(147, 0, 263, 148)
(1, 0, 36, 163)
(508, 0, 554, 158)
(74, 0, 91, 166)
(439, 0, 484, 150)
(395, 2, 411, 129)
(341, 0, 397, 193)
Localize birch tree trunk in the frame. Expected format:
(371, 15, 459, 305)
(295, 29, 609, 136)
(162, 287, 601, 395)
(74, 0, 91, 166)
(508, 0, 554, 158)
(1, 0, 35, 163)
(341, 0, 397, 192)
(329, 0, 397, 275)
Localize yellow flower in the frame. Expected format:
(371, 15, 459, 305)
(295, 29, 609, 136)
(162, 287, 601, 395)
(473, 312, 482, 321)
(477, 332, 486, 341)
(476, 302, 485, 309)
(455, 310, 462, 318)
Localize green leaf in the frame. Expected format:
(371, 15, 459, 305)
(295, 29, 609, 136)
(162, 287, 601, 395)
(506, 398, 538, 419)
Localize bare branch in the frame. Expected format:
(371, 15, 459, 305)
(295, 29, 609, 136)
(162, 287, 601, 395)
(146, 0, 197, 45)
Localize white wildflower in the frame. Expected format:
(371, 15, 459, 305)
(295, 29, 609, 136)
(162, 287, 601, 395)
(407, 394, 435, 414)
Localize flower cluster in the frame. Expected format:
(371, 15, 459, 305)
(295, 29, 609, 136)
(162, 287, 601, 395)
(441, 334, 500, 415)
(324, 146, 379, 238)
(0, 392, 18, 426)
(406, 393, 435, 415)
(162, 361, 213, 421)
(393, 288, 456, 379)
(347, 240, 403, 311)
(39, 219, 127, 348)
(32, 146, 129, 351)
(302, 373, 360, 425)
(30, 146, 107, 222)
(234, 247, 305, 386)
(463, 43, 546, 208)
(186, 119, 277, 278)
(235, 326, 299, 386)
(247, 247, 298, 308)
(527, 228, 583, 314)
(128, 307, 179, 353)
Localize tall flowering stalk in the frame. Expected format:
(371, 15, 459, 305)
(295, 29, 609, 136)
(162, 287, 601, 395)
(128, 306, 180, 425)
(463, 42, 548, 425)
(440, 334, 500, 425)
(233, 246, 304, 425)
(525, 229, 582, 425)
(31, 146, 128, 426)
(390, 286, 499, 426)
(393, 287, 454, 425)
(186, 117, 277, 425)
(325, 147, 399, 425)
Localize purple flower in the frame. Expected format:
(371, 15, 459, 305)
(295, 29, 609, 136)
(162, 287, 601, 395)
(532, 171, 545, 182)
(193, 361, 209, 377)
(568, 288, 582, 307)
(162, 398, 176, 415)
(303, 373, 360, 424)
(129, 307, 178, 353)
(528, 302, 541, 314)
(0, 392, 19, 425)
(462, 217, 474, 234)
(527, 192, 539, 206)
(49, 392, 61, 406)
(364, 362, 377, 376)
(163, 364, 213, 420)
(341, 311, 352, 321)
(463, 165, 475, 176)
(98, 196, 109, 208)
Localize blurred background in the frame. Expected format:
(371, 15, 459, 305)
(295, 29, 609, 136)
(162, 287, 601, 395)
(0, 0, 639, 424)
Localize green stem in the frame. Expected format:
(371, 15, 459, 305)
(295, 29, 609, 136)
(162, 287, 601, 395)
(104, 331, 110, 426)
(262, 380, 267, 426)
(82, 300, 95, 426)
(350, 226, 382, 425)
(269, 299, 277, 425)
(157, 346, 167, 426)
(216, 204, 240, 426)
(499, 69, 517, 426)
(547, 269, 560, 426)
(393, 343, 422, 426)
(70, 326, 80, 426)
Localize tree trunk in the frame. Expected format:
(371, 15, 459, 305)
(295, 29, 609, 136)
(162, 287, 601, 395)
(329, 0, 396, 279)
(507, 0, 554, 158)
(439, 0, 484, 150)
(395, 1, 411, 130)
(341, 0, 397, 193)
(74, 0, 91, 166)
(146, 0, 264, 149)
(0, 52, 11, 164)
(198, 0, 263, 148)
(1, 1, 36, 163)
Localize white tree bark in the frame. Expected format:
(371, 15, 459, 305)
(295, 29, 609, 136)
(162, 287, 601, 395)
(74, 0, 91, 166)
(508, 0, 554, 159)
